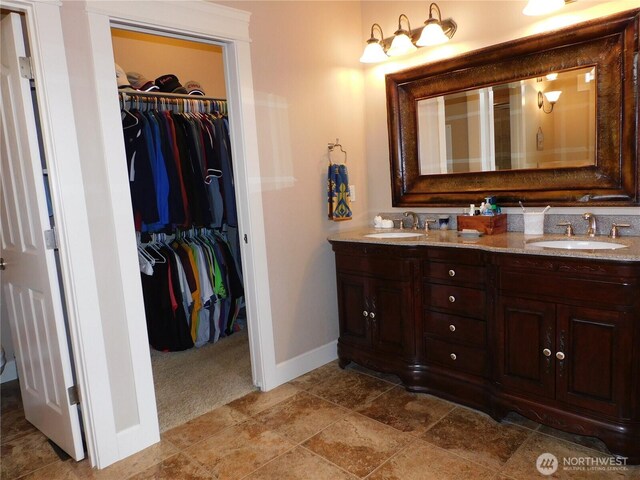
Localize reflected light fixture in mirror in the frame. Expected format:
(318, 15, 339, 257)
(387, 14, 417, 57)
(523, 0, 565, 16)
(538, 90, 562, 113)
(360, 23, 388, 63)
(417, 3, 457, 46)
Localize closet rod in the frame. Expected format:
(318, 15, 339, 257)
(118, 90, 226, 103)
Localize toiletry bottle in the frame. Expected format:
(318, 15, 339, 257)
(469, 204, 475, 216)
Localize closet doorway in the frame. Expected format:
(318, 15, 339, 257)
(110, 26, 255, 432)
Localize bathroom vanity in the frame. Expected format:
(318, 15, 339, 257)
(328, 230, 640, 462)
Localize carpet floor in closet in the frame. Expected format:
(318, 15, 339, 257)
(150, 328, 255, 432)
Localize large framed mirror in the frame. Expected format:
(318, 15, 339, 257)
(386, 9, 639, 206)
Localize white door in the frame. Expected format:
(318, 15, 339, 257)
(0, 12, 84, 461)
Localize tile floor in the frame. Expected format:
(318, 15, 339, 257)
(2, 361, 639, 479)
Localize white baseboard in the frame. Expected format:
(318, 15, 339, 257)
(266, 340, 338, 390)
(1, 359, 18, 383)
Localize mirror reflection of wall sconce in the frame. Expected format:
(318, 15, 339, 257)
(523, 0, 576, 16)
(585, 68, 595, 83)
(360, 2, 457, 63)
(538, 90, 562, 113)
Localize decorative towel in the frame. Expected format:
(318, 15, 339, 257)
(328, 164, 352, 221)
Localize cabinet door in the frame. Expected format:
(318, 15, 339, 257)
(336, 273, 370, 347)
(496, 296, 556, 398)
(370, 280, 413, 357)
(556, 306, 632, 417)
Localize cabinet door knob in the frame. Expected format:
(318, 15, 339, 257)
(449, 324, 456, 332)
(556, 351, 565, 361)
(448, 295, 456, 303)
(450, 353, 457, 360)
(543, 348, 551, 357)
(448, 269, 456, 277)
(362, 310, 368, 317)
(369, 312, 376, 319)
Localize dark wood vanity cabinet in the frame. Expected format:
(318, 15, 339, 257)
(494, 255, 638, 453)
(330, 241, 640, 462)
(422, 249, 489, 378)
(497, 298, 633, 416)
(333, 243, 418, 374)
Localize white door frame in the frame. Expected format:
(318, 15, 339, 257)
(59, 0, 277, 468)
(1, 0, 117, 467)
(5, 0, 277, 469)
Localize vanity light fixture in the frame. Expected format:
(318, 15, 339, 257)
(359, 2, 457, 63)
(387, 14, 417, 57)
(416, 3, 457, 47)
(538, 90, 562, 113)
(545, 72, 558, 81)
(359, 23, 388, 63)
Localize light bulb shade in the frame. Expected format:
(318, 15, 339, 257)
(360, 41, 388, 63)
(544, 90, 562, 103)
(387, 32, 417, 57)
(416, 21, 449, 46)
(523, 0, 565, 16)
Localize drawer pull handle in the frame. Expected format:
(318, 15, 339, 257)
(450, 353, 457, 361)
(556, 351, 565, 361)
(362, 310, 368, 317)
(448, 269, 456, 277)
(448, 295, 456, 303)
(369, 312, 376, 319)
(543, 348, 551, 357)
(449, 324, 456, 332)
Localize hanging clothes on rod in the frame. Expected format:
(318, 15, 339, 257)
(120, 91, 243, 352)
(138, 230, 244, 352)
(119, 91, 237, 232)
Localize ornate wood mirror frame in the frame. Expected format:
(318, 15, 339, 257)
(386, 9, 639, 206)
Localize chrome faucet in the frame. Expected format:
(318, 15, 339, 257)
(403, 211, 420, 230)
(583, 212, 597, 237)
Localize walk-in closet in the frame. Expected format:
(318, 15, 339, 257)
(111, 27, 254, 432)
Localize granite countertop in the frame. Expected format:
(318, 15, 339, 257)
(327, 228, 640, 262)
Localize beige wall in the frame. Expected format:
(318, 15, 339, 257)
(219, 0, 636, 366)
(219, 1, 367, 363)
(111, 28, 226, 99)
(361, 0, 639, 215)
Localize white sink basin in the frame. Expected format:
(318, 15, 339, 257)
(527, 240, 627, 250)
(365, 232, 423, 239)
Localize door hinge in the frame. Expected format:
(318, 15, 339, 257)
(44, 228, 58, 250)
(67, 385, 80, 406)
(19, 56, 34, 80)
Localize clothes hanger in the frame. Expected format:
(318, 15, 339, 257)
(145, 234, 167, 264)
(120, 93, 139, 129)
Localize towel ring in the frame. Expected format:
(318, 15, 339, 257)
(328, 138, 347, 164)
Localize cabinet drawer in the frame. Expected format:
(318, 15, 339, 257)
(426, 248, 483, 265)
(425, 338, 487, 376)
(500, 270, 635, 306)
(425, 261, 486, 285)
(424, 311, 486, 347)
(425, 284, 485, 317)
(336, 253, 411, 281)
